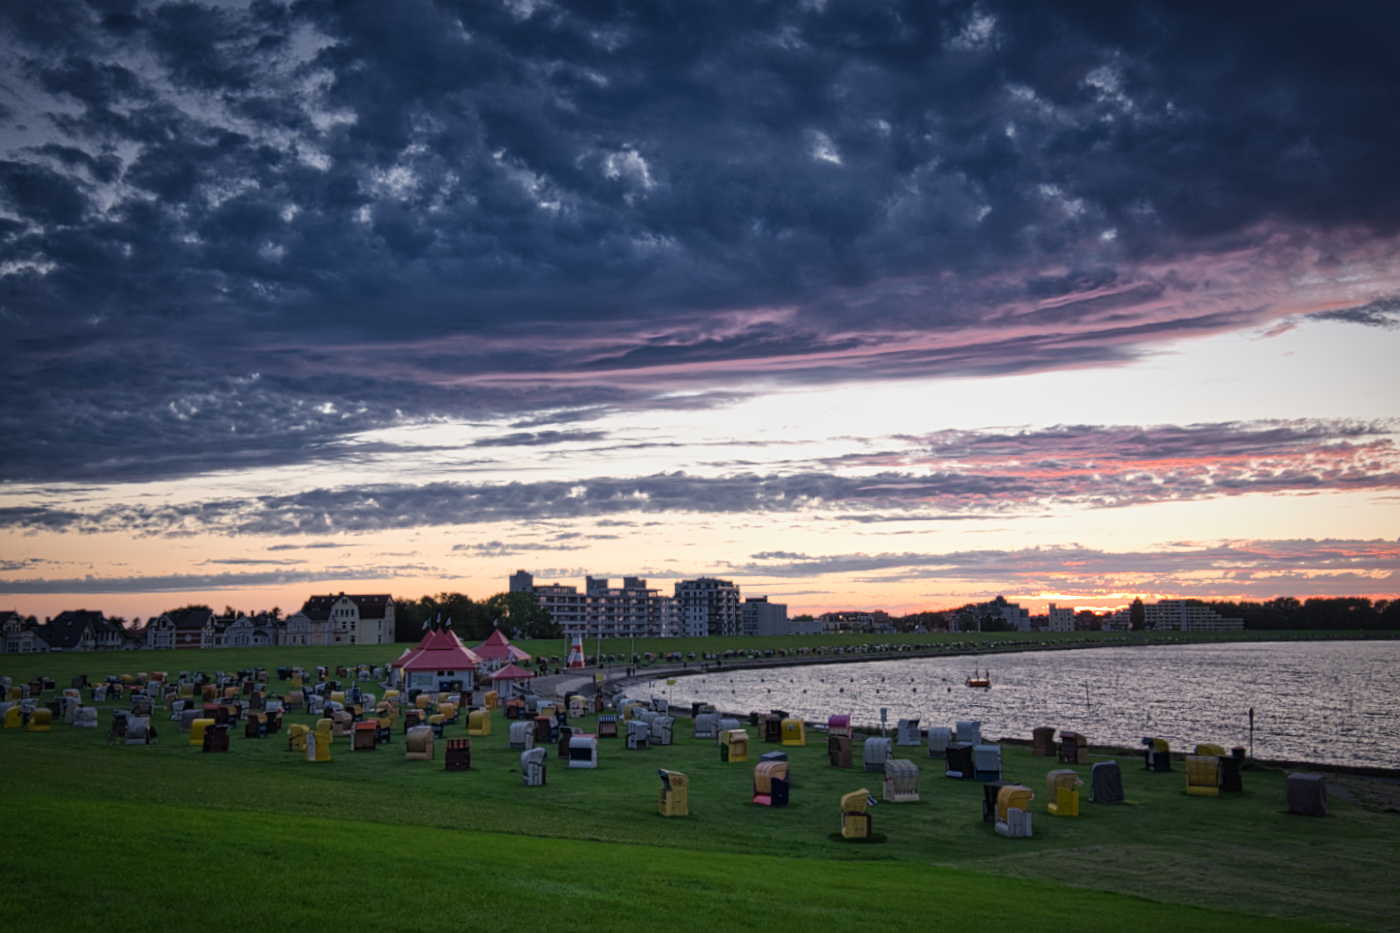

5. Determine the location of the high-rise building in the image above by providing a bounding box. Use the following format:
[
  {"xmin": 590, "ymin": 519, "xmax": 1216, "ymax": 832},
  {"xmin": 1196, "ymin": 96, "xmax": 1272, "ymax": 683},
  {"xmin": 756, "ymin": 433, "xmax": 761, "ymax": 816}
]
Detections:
[
  {"xmin": 1047, "ymin": 603, "xmax": 1076, "ymax": 632},
  {"xmin": 674, "ymin": 577, "xmax": 741, "ymax": 637},
  {"xmin": 508, "ymin": 571, "xmax": 673, "ymax": 638},
  {"xmin": 973, "ymin": 595, "xmax": 1031, "ymax": 632},
  {"xmin": 741, "ymin": 596, "xmax": 789, "ymax": 636}
]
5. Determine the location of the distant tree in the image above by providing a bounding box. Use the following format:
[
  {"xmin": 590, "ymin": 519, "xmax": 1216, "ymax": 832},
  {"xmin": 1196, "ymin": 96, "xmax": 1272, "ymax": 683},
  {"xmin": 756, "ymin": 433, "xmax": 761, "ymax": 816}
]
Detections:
[
  {"xmin": 893, "ymin": 610, "xmax": 946, "ymax": 632},
  {"xmin": 394, "ymin": 596, "xmax": 435, "ymax": 642},
  {"xmin": 395, "ymin": 591, "xmax": 561, "ymax": 643},
  {"xmin": 1130, "ymin": 598, "xmax": 1145, "ymax": 629},
  {"xmin": 483, "ymin": 591, "xmax": 561, "ymax": 641},
  {"xmin": 792, "ymin": 614, "xmax": 815, "ymax": 622}
]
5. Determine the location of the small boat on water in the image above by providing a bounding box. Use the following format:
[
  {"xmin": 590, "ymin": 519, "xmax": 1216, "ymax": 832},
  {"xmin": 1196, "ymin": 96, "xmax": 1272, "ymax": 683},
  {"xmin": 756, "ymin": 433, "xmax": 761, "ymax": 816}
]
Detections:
[{"xmin": 966, "ymin": 668, "xmax": 991, "ymax": 689}]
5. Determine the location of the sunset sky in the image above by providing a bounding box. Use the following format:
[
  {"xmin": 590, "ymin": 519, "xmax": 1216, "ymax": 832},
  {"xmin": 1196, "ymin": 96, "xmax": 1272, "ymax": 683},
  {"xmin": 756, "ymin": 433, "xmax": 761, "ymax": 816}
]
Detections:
[{"xmin": 2, "ymin": 0, "xmax": 1397, "ymax": 623}]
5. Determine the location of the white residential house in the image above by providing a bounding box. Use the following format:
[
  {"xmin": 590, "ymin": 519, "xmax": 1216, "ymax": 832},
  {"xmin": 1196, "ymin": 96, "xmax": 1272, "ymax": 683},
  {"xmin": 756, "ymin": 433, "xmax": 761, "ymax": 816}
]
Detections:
[{"xmin": 291, "ymin": 593, "xmax": 395, "ymax": 645}]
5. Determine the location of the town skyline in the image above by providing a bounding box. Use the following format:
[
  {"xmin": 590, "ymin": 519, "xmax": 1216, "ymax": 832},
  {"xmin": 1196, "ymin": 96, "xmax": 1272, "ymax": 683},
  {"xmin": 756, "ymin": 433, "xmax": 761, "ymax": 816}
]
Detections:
[{"xmin": 2, "ymin": 3, "xmax": 1397, "ymax": 620}]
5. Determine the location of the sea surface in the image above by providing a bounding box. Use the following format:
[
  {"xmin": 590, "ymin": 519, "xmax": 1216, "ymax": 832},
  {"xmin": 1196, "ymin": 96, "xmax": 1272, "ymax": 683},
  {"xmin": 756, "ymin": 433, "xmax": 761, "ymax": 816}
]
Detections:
[{"xmin": 643, "ymin": 640, "xmax": 1399, "ymax": 769}]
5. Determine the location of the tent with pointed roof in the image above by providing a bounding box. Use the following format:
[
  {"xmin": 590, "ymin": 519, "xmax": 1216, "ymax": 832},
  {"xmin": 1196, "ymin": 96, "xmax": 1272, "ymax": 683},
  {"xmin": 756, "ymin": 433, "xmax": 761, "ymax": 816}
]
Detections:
[
  {"xmin": 488, "ymin": 662, "xmax": 535, "ymax": 700},
  {"xmin": 393, "ymin": 628, "xmax": 481, "ymax": 693},
  {"xmin": 473, "ymin": 628, "xmax": 532, "ymax": 669}
]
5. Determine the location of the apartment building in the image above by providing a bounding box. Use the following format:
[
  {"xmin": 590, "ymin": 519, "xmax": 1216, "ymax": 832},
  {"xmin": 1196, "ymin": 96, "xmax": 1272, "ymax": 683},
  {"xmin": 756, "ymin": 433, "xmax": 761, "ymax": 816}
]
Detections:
[
  {"xmin": 1047, "ymin": 603, "xmax": 1076, "ymax": 632},
  {"xmin": 675, "ymin": 577, "xmax": 741, "ymax": 637},
  {"xmin": 741, "ymin": 596, "xmax": 790, "ymax": 636},
  {"xmin": 509, "ymin": 571, "xmax": 676, "ymax": 638},
  {"xmin": 1142, "ymin": 600, "xmax": 1244, "ymax": 631}
]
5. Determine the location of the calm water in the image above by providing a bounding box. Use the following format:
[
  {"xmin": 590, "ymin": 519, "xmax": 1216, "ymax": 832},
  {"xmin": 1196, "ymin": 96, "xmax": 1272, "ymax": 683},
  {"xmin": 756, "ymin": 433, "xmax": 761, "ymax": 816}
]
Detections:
[{"xmin": 644, "ymin": 641, "xmax": 1399, "ymax": 769}]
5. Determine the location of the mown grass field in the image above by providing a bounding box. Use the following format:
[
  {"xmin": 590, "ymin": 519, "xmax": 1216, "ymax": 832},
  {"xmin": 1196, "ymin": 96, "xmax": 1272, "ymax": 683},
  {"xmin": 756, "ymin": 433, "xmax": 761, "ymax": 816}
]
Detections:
[{"xmin": 2, "ymin": 645, "xmax": 1396, "ymax": 932}]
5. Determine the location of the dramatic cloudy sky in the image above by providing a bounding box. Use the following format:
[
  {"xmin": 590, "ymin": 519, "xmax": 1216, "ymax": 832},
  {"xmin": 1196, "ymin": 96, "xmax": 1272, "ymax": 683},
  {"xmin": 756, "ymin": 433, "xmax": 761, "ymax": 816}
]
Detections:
[{"xmin": 2, "ymin": 0, "xmax": 1398, "ymax": 621}]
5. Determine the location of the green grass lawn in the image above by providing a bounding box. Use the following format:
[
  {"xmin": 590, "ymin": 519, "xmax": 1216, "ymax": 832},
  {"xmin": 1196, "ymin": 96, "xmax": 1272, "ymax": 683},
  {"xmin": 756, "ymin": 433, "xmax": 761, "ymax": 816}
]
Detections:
[
  {"xmin": 3, "ymin": 648, "xmax": 1396, "ymax": 932},
  {"xmin": 3, "ymin": 627, "xmax": 1395, "ymax": 685}
]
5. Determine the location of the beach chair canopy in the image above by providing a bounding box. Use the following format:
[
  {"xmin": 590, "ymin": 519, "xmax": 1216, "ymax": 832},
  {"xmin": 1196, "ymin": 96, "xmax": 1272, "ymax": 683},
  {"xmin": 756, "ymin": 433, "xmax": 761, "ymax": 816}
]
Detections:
[
  {"xmin": 863, "ymin": 737, "xmax": 893, "ymax": 772},
  {"xmin": 840, "ymin": 788, "xmax": 872, "ymax": 815},
  {"xmin": 1286, "ymin": 773, "xmax": 1328, "ymax": 816},
  {"xmin": 997, "ymin": 785, "xmax": 1035, "ymax": 822},
  {"xmin": 754, "ymin": 760, "xmax": 789, "ymax": 793},
  {"xmin": 883, "ymin": 759, "xmax": 920, "ymax": 802},
  {"xmin": 780, "ymin": 718, "xmax": 805, "ymax": 746},
  {"xmin": 509, "ymin": 720, "xmax": 535, "ymax": 749},
  {"xmin": 568, "ymin": 735, "xmax": 598, "ymax": 768},
  {"xmin": 405, "ymin": 725, "xmax": 434, "ymax": 759},
  {"xmin": 896, "ymin": 719, "xmax": 921, "ymax": 746},
  {"xmin": 1090, "ymin": 761, "xmax": 1125, "ymax": 803},
  {"xmin": 973, "ymin": 744, "xmax": 1003, "ymax": 779},
  {"xmin": 658, "ymin": 769, "xmax": 688, "ymax": 816},
  {"xmin": 1185, "ymin": 755, "xmax": 1221, "ymax": 797}
]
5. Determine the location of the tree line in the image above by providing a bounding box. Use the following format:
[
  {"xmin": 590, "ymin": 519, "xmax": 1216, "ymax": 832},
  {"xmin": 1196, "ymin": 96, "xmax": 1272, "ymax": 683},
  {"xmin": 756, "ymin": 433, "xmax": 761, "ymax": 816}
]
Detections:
[
  {"xmin": 393, "ymin": 591, "xmax": 562, "ymax": 643},
  {"xmin": 1196, "ymin": 597, "xmax": 1400, "ymax": 630},
  {"xmin": 892, "ymin": 597, "xmax": 1400, "ymax": 632}
]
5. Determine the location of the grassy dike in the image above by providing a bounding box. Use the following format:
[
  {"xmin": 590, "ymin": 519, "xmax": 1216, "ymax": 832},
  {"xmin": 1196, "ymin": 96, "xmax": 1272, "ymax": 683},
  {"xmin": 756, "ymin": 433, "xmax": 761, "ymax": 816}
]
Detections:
[{"xmin": 2, "ymin": 641, "xmax": 1396, "ymax": 932}]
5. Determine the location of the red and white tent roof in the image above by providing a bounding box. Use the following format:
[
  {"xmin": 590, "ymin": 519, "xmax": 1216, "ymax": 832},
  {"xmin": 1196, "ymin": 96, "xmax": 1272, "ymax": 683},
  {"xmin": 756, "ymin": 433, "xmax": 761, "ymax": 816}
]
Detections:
[
  {"xmin": 473, "ymin": 628, "xmax": 532, "ymax": 663},
  {"xmin": 394, "ymin": 628, "xmax": 481, "ymax": 672},
  {"xmin": 488, "ymin": 662, "xmax": 535, "ymax": 681}
]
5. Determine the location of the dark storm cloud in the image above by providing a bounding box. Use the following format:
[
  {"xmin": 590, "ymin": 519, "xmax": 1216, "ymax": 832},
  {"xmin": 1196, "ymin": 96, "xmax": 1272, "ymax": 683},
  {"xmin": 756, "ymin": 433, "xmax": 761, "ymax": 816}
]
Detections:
[
  {"xmin": 1309, "ymin": 297, "xmax": 1400, "ymax": 330},
  {"xmin": 2, "ymin": 0, "xmax": 1399, "ymax": 482},
  {"xmin": 471, "ymin": 430, "xmax": 608, "ymax": 447},
  {"xmin": 3, "ymin": 419, "xmax": 1395, "ymax": 536},
  {"xmin": 841, "ymin": 419, "xmax": 1400, "ymax": 468},
  {"xmin": 0, "ymin": 567, "xmax": 398, "ymax": 594}
]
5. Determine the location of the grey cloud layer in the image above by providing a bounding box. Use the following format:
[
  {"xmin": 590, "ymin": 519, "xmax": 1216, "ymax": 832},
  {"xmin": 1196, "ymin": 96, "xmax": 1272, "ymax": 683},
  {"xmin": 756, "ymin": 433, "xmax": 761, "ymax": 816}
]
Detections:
[
  {"xmin": 2, "ymin": 1, "xmax": 1398, "ymax": 482},
  {"xmin": 4, "ymin": 538, "xmax": 1392, "ymax": 597},
  {"xmin": 0, "ymin": 567, "xmax": 411, "ymax": 594},
  {"xmin": 735, "ymin": 539, "xmax": 1400, "ymax": 598},
  {"xmin": 3, "ymin": 419, "xmax": 1393, "ymax": 536}
]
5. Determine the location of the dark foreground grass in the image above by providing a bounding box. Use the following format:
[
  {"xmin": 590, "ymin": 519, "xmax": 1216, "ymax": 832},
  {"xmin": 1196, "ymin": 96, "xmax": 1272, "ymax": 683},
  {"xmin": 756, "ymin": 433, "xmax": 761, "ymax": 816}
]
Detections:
[
  {"xmin": 0, "ymin": 795, "xmax": 1341, "ymax": 933},
  {"xmin": 3, "ymin": 692, "xmax": 1396, "ymax": 931}
]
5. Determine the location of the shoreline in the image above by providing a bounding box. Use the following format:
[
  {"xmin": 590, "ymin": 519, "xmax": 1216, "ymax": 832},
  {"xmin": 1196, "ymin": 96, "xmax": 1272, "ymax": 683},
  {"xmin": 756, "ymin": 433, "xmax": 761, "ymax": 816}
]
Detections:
[
  {"xmin": 532, "ymin": 635, "xmax": 1400, "ymax": 780},
  {"xmin": 555, "ymin": 629, "xmax": 1397, "ymax": 698}
]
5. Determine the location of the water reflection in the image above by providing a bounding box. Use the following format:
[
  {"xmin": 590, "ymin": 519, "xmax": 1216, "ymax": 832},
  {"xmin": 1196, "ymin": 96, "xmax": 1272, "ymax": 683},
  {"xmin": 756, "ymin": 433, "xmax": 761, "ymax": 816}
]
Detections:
[{"xmin": 644, "ymin": 641, "xmax": 1399, "ymax": 768}]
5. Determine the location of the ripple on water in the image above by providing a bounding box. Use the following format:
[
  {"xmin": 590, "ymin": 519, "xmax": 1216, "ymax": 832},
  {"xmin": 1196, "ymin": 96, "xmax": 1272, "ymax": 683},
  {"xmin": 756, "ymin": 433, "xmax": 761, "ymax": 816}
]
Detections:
[{"xmin": 645, "ymin": 641, "xmax": 1400, "ymax": 769}]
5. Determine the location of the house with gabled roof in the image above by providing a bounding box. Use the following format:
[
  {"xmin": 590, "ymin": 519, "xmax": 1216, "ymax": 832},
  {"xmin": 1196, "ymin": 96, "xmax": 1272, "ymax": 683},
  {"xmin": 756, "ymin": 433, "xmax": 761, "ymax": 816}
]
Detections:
[
  {"xmin": 38, "ymin": 610, "xmax": 124, "ymax": 652},
  {"xmin": 146, "ymin": 607, "xmax": 215, "ymax": 649},
  {"xmin": 202, "ymin": 613, "xmax": 232, "ymax": 649},
  {"xmin": 2, "ymin": 610, "xmax": 47, "ymax": 654},
  {"xmin": 290, "ymin": 593, "xmax": 395, "ymax": 646},
  {"xmin": 283, "ymin": 603, "xmax": 331, "ymax": 646},
  {"xmin": 224, "ymin": 612, "xmax": 278, "ymax": 647}
]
